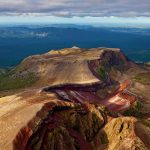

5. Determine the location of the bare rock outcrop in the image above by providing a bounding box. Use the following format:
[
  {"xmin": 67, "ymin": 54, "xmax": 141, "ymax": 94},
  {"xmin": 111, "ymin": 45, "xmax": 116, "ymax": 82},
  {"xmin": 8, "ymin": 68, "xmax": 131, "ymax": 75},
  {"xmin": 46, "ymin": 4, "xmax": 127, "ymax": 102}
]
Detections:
[{"xmin": 0, "ymin": 47, "xmax": 149, "ymax": 150}]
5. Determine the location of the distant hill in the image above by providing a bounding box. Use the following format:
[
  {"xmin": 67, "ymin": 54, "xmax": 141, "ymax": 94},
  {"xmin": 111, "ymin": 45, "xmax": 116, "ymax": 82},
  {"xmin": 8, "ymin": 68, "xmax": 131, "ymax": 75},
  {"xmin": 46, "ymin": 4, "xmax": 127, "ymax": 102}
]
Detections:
[{"xmin": 0, "ymin": 25, "xmax": 150, "ymax": 67}]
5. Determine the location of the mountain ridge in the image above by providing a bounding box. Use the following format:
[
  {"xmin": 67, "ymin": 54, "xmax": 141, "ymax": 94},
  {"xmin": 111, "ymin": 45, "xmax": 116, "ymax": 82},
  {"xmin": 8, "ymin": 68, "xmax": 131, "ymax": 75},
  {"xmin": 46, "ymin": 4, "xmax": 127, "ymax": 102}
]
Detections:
[{"xmin": 0, "ymin": 47, "xmax": 150, "ymax": 150}]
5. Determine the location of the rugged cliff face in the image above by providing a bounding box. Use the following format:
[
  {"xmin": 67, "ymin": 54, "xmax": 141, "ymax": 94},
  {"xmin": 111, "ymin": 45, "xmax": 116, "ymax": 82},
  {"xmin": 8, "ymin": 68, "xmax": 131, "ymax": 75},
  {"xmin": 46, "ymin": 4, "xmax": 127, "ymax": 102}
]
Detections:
[
  {"xmin": 0, "ymin": 47, "xmax": 150, "ymax": 150},
  {"xmin": 20, "ymin": 103, "xmax": 106, "ymax": 150}
]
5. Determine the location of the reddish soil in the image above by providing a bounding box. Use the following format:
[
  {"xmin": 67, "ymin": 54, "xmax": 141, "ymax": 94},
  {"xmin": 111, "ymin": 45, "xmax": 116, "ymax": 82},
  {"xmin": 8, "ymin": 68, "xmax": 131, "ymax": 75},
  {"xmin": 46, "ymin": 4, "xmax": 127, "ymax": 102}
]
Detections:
[{"xmin": 46, "ymin": 80, "xmax": 136, "ymax": 112}]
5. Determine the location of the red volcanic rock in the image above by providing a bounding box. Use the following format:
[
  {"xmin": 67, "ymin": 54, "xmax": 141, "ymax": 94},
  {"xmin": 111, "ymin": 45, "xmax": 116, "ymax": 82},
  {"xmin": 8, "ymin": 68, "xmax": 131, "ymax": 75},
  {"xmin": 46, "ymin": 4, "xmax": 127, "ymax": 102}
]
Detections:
[
  {"xmin": 46, "ymin": 80, "xmax": 136, "ymax": 112},
  {"xmin": 13, "ymin": 101, "xmax": 78, "ymax": 150},
  {"xmin": 0, "ymin": 47, "xmax": 149, "ymax": 150},
  {"xmin": 18, "ymin": 103, "xmax": 105, "ymax": 150}
]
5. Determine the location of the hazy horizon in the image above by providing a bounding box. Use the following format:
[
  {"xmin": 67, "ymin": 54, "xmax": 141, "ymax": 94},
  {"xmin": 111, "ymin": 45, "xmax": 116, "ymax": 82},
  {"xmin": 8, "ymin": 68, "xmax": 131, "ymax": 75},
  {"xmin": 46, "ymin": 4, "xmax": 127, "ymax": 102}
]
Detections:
[{"xmin": 1, "ymin": 16, "xmax": 150, "ymax": 28}]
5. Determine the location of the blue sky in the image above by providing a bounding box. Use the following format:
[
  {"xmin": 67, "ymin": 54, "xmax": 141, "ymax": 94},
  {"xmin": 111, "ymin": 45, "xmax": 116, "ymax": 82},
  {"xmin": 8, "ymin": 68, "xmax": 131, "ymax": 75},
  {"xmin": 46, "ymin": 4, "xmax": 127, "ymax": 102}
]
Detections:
[
  {"xmin": 0, "ymin": 0, "xmax": 150, "ymax": 26},
  {"xmin": 1, "ymin": 16, "xmax": 150, "ymax": 28}
]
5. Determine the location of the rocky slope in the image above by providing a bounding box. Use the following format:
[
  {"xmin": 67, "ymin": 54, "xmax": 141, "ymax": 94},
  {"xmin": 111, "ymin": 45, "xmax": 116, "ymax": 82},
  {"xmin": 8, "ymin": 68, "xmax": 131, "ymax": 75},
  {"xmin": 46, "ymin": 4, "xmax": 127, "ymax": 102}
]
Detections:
[{"xmin": 0, "ymin": 47, "xmax": 150, "ymax": 150}]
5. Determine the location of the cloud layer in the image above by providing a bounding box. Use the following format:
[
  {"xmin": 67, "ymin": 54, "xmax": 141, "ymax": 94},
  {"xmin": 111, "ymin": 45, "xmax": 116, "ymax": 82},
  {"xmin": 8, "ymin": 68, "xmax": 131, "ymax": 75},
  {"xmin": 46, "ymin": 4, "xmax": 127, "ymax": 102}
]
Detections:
[{"xmin": 0, "ymin": 0, "xmax": 150, "ymax": 17}]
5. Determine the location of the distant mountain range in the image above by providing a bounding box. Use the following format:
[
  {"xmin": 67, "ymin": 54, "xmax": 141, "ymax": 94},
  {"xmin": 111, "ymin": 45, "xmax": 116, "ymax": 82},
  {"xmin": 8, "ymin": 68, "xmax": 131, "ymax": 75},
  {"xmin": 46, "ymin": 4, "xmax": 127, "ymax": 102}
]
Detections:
[{"xmin": 0, "ymin": 24, "xmax": 150, "ymax": 67}]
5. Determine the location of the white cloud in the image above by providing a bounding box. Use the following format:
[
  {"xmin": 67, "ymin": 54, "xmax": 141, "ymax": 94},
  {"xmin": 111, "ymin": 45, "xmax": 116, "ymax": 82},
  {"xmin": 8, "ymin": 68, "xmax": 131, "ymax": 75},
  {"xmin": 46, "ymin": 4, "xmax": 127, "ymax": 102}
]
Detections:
[{"xmin": 0, "ymin": 0, "xmax": 150, "ymax": 17}]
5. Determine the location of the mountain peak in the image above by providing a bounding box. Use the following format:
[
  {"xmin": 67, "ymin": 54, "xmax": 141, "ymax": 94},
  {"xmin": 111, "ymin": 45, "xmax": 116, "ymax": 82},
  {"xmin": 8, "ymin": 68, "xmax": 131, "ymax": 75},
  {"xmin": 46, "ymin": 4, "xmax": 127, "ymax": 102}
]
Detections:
[{"xmin": 0, "ymin": 47, "xmax": 150, "ymax": 149}]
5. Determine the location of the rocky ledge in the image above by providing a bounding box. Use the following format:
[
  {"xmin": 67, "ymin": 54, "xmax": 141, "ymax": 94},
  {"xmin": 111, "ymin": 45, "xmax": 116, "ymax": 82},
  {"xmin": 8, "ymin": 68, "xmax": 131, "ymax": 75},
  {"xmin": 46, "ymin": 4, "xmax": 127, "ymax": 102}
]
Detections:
[{"xmin": 0, "ymin": 47, "xmax": 150, "ymax": 150}]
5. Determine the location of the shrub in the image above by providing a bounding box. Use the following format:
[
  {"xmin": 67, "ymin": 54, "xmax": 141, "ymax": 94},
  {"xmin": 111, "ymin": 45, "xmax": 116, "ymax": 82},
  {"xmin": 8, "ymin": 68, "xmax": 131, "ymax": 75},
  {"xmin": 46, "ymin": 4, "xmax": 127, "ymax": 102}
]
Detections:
[
  {"xmin": 0, "ymin": 72, "xmax": 38, "ymax": 91},
  {"xmin": 97, "ymin": 67, "xmax": 107, "ymax": 81},
  {"xmin": 124, "ymin": 101, "xmax": 144, "ymax": 118},
  {"xmin": 134, "ymin": 72, "xmax": 150, "ymax": 85},
  {"xmin": 142, "ymin": 120, "xmax": 150, "ymax": 128}
]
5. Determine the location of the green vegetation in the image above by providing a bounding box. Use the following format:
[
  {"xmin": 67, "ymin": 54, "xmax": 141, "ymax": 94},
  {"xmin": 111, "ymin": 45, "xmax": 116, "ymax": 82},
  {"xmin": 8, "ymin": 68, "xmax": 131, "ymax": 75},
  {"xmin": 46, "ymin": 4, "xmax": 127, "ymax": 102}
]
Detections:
[
  {"xmin": 97, "ymin": 67, "xmax": 107, "ymax": 81},
  {"xmin": 0, "ymin": 71, "xmax": 38, "ymax": 91},
  {"xmin": 97, "ymin": 58, "xmax": 111, "ymax": 81},
  {"xmin": 124, "ymin": 101, "xmax": 144, "ymax": 118},
  {"xmin": 142, "ymin": 120, "xmax": 150, "ymax": 128},
  {"xmin": 145, "ymin": 62, "xmax": 150, "ymax": 66},
  {"xmin": 134, "ymin": 72, "xmax": 150, "ymax": 85},
  {"xmin": 97, "ymin": 54, "xmax": 127, "ymax": 80},
  {"xmin": 100, "ymin": 133, "xmax": 108, "ymax": 144},
  {"xmin": 102, "ymin": 59, "xmax": 111, "ymax": 71}
]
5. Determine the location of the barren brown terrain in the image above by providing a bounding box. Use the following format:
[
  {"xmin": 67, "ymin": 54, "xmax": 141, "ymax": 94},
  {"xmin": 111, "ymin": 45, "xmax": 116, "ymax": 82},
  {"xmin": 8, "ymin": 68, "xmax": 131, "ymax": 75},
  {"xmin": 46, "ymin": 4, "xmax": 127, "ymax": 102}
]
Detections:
[{"xmin": 0, "ymin": 47, "xmax": 150, "ymax": 150}]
